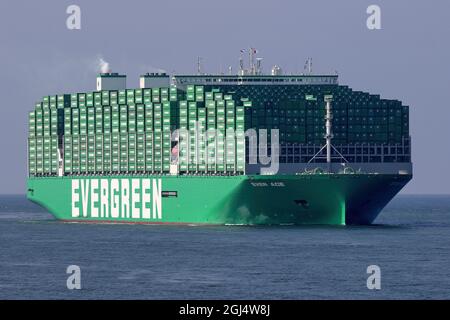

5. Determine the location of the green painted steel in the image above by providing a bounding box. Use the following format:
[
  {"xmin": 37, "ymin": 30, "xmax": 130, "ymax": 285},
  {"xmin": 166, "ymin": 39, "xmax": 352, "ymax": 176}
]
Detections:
[
  {"xmin": 30, "ymin": 86, "xmax": 248, "ymax": 176},
  {"xmin": 27, "ymin": 173, "xmax": 411, "ymax": 225}
]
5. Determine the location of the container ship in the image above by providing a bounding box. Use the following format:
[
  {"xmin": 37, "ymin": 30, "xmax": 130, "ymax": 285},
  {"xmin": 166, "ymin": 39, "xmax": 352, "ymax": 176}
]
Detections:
[{"xmin": 26, "ymin": 55, "xmax": 412, "ymax": 225}]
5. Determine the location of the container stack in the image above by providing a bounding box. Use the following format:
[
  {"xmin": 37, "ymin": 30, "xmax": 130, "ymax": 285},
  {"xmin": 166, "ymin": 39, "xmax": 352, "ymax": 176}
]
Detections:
[
  {"xmin": 187, "ymin": 100, "xmax": 198, "ymax": 173},
  {"xmin": 174, "ymin": 85, "xmax": 247, "ymax": 174},
  {"xmin": 206, "ymin": 100, "xmax": 216, "ymax": 172},
  {"xmin": 28, "ymin": 95, "xmax": 65, "ymax": 176},
  {"xmin": 178, "ymin": 101, "xmax": 188, "ymax": 172},
  {"xmin": 28, "ymin": 77, "xmax": 409, "ymax": 176},
  {"xmin": 197, "ymin": 105, "xmax": 207, "ymax": 172},
  {"xmin": 29, "ymin": 84, "xmax": 247, "ymax": 176},
  {"xmin": 153, "ymin": 100, "xmax": 162, "ymax": 173},
  {"xmin": 216, "ymin": 98, "xmax": 226, "ymax": 172},
  {"xmin": 204, "ymin": 84, "xmax": 409, "ymax": 147}
]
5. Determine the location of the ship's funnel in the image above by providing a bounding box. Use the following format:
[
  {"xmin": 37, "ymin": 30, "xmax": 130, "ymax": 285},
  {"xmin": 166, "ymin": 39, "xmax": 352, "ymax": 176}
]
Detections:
[
  {"xmin": 139, "ymin": 72, "xmax": 170, "ymax": 89},
  {"xmin": 96, "ymin": 73, "xmax": 126, "ymax": 91}
]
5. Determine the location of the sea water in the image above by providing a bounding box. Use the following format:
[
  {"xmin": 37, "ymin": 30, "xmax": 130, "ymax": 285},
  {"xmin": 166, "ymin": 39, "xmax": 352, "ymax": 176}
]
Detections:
[{"xmin": 0, "ymin": 194, "xmax": 449, "ymax": 299}]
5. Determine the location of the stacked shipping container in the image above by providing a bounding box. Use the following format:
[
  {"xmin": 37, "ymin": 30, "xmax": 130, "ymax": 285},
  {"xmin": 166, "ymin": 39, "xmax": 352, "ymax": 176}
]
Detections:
[
  {"xmin": 28, "ymin": 96, "xmax": 66, "ymax": 175},
  {"xmin": 28, "ymin": 85, "xmax": 248, "ymax": 176},
  {"xmin": 28, "ymin": 81, "xmax": 410, "ymax": 177},
  {"xmin": 177, "ymin": 85, "xmax": 245, "ymax": 173},
  {"xmin": 215, "ymin": 84, "xmax": 408, "ymax": 146}
]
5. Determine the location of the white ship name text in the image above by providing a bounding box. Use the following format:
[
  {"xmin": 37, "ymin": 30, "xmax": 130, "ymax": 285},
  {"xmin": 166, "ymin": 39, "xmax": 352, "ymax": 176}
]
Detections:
[{"xmin": 71, "ymin": 178, "xmax": 162, "ymax": 220}]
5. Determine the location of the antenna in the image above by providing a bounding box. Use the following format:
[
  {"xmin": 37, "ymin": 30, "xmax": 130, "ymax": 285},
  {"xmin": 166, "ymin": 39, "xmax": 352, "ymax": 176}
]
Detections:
[
  {"xmin": 239, "ymin": 49, "xmax": 245, "ymax": 75},
  {"xmin": 239, "ymin": 48, "xmax": 260, "ymax": 75},
  {"xmin": 248, "ymin": 49, "xmax": 252, "ymax": 74},
  {"xmin": 256, "ymin": 58, "xmax": 263, "ymax": 75},
  {"xmin": 249, "ymin": 48, "xmax": 259, "ymax": 75},
  {"xmin": 197, "ymin": 56, "xmax": 202, "ymax": 75},
  {"xmin": 324, "ymin": 96, "xmax": 333, "ymax": 169},
  {"xmin": 304, "ymin": 58, "xmax": 313, "ymax": 75},
  {"xmin": 307, "ymin": 95, "xmax": 348, "ymax": 172},
  {"xmin": 228, "ymin": 66, "xmax": 233, "ymax": 75}
]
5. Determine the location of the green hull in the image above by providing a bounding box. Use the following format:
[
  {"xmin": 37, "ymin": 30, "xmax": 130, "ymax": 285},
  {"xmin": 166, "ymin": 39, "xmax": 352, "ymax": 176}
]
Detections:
[{"xmin": 27, "ymin": 174, "xmax": 411, "ymax": 225}]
